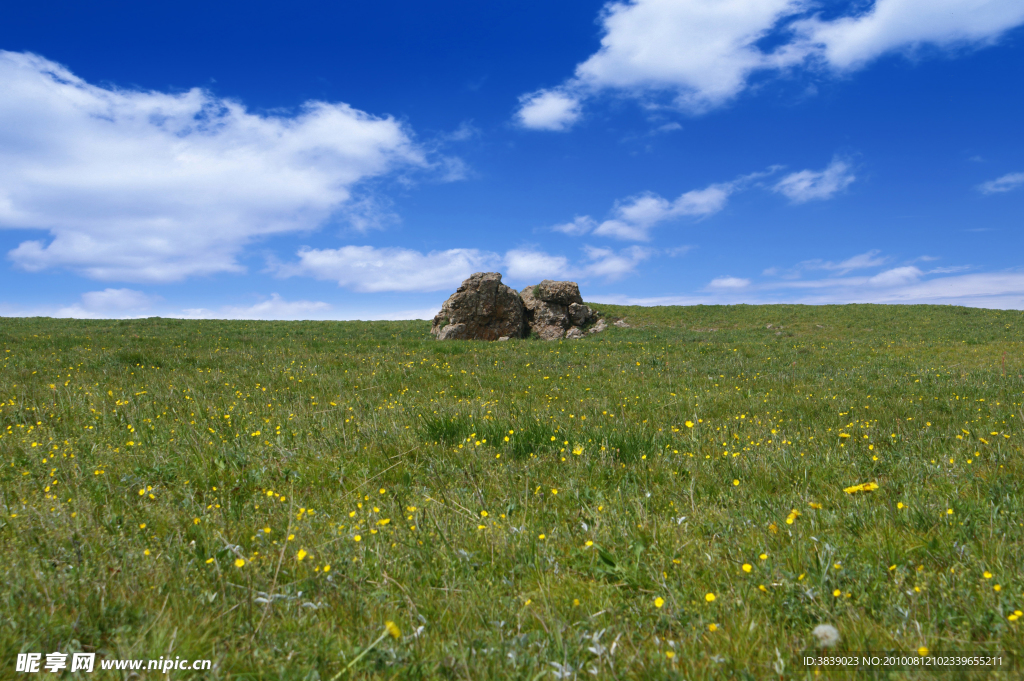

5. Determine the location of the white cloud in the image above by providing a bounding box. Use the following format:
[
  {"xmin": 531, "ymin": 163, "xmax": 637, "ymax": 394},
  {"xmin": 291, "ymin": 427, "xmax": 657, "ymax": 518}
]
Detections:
[
  {"xmin": 576, "ymin": 0, "xmax": 806, "ymax": 113},
  {"xmin": 444, "ymin": 121, "xmax": 480, "ymax": 142},
  {"xmin": 773, "ymin": 158, "xmax": 855, "ymax": 203},
  {"xmin": 707, "ymin": 276, "xmax": 751, "ymax": 289},
  {"xmin": 665, "ymin": 245, "xmax": 693, "ymax": 257},
  {"xmin": 588, "ymin": 293, "xmax": 712, "ymax": 306},
  {"xmin": 799, "ymin": 249, "xmax": 888, "ymax": 274},
  {"xmin": 515, "ymin": 0, "xmax": 1024, "ymax": 126},
  {"xmin": 559, "ymin": 166, "xmax": 781, "ymax": 242},
  {"xmin": 515, "ymin": 89, "xmax": 583, "ymax": 131},
  {"xmin": 792, "ymin": 0, "xmax": 1024, "ymax": 71},
  {"xmin": 4, "ymin": 292, "xmax": 447, "ymax": 321},
  {"xmin": 764, "ymin": 270, "xmax": 1024, "ymax": 307},
  {"xmin": 761, "ymin": 249, "xmax": 902, "ymax": 281},
  {"xmin": 653, "ymin": 122, "xmax": 683, "ymax": 134},
  {"xmin": 275, "ymin": 243, "xmax": 651, "ymax": 291},
  {"xmin": 502, "ymin": 245, "xmax": 652, "ymax": 281},
  {"xmin": 504, "ymin": 249, "xmax": 572, "ymax": 281},
  {"xmin": 581, "ymin": 245, "xmax": 653, "ymax": 279},
  {"xmin": 180, "ymin": 298, "xmax": 440, "ymax": 321},
  {"xmin": 859, "ymin": 271, "xmax": 1024, "ymax": 306},
  {"xmin": 867, "ymin": 265, "xmax": 922, "ymax": 286},
  {"xmin": 82, "ymin": 288, "xmax": 154, "ymax": 311},
  {"xmin": 594, "ymin": 181, "xmax": 735, "ymax": 240},
  {"xmin": 830, "ymin": 250, "xmax": 886, "ymax": 271},
  {"xmin": 0, "ymin": 51, "xmax": 432, "ymax": 282},
  {"xmin": 178, "ymin": 294, "xmax": 333, "ymax": 320},
  {"xmin": 978, "ymin": 171, "xmax": 1024, "ymax": 194},
  {"xmin": 550, "ymin": 215, "xmax": 598, "ymax": 236},
  {"xmin": 55, "ymin": 288, "xmax": 156, "ymax": 318},
  {"xmin": 275, "ymin": 245, "xmax": 499, "ymax": 292},
  {"xmin": 705, "ymin": 250, "xmax": 1024, "ymax": 306},
  {"xmin": 600, "ymin": 270, "xmax": 1024, "ymax": 308}
]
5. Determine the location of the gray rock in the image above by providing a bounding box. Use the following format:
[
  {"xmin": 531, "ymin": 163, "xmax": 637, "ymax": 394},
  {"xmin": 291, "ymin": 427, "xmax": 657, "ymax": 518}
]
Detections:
[
  {"xmin": 588, "ymin": 318, "xmax": 608, "ymax": 334},
  {"xmin": 431, "ymin": 274, "xmax": 599, "ymax": 342},
  {"xmin": 520, "ymin": 285, "xmax": 568, "ymax": 340},
  {"xmin": 521, "ymin": 280, "xmax": 597, "ymax": 340},
  {"xmin": 431, "ymin": 272, "xmax": 526, "ymax": 341},
  {"xmin": 614, "ymin": 319, "xmax": 631, "ymax": 328},
  {"xmin": 568, "ymin": 302, "xmax": 594, "ymax": 327},
  {"xmin": 532, "ymin": 280, "xmax": 584, "ymax": 306}
]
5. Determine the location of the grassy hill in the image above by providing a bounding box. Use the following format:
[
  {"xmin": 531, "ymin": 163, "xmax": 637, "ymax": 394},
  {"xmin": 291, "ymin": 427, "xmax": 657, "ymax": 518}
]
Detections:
[{"xmin": 1, "ymin": 304, "xmax": 1022, "ymax": 678}]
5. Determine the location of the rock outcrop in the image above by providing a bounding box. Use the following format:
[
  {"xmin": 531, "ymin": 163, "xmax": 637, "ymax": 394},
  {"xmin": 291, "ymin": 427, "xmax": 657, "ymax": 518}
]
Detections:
[
  {"xmin": 432, "ymin": 274, "xmax": 602, "ymax": 341},
  {"xmin": 520, "ymin": 280, "xmax": 597, "ymax": 340},
  {"xmin": 431, "ymin": 272, "xmax": 526, "ymax": 341}
]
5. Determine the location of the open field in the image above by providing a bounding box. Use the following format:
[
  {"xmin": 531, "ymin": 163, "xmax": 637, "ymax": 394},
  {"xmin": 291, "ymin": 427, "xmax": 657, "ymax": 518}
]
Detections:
[{"xmin": 2, "ymin": 304, "xmax": 1023, "ymax": 679}]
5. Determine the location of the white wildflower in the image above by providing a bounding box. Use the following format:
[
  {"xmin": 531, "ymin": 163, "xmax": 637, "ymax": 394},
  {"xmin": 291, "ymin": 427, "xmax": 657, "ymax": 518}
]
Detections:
[{"xmin": 812, "ymin": 624, "xmax": 841, "ymax": 647}]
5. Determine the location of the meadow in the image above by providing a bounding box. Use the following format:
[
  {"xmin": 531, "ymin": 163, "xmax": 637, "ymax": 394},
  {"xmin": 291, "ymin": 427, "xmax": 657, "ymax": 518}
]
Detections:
[{"xmin": 1, "ymin": 304, "xmax": 1022, "ymax": 680}]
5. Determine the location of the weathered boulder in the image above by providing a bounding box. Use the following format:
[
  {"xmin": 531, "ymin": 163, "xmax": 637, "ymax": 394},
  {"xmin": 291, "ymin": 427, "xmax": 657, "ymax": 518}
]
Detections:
[
  {"xmin": 431, "ymin": 272, "xmax": 526, "ymax": 341},
  {"xmin": 568, "ymin": 302, "xmax": 591, "ymax": 327},
  {"xmin": 532, "ymin": 280, "xmax": 584, "ymax": 306},
  {"xmin": 521, "ymin": 280, "xmax": 597, "ymax": 340}
]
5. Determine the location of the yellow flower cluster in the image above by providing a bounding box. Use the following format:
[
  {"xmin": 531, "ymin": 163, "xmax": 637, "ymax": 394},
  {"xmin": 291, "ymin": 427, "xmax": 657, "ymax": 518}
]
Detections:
[{"xmin": 843, "ymin": 481, "xmax": 879, "ymax": 494}]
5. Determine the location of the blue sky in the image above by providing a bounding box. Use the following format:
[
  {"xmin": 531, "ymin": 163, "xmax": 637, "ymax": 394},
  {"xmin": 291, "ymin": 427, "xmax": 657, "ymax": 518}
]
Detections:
[{"xmin": 1, "ymin": 0, "xmax": 1023, "ymax": 319}]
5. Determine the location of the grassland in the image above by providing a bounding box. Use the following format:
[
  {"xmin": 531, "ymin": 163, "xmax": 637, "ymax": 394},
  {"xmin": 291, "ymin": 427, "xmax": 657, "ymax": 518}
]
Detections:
[{"xmin": 1, "ymin": 303, "xmax": 1023, "ymax": 679}]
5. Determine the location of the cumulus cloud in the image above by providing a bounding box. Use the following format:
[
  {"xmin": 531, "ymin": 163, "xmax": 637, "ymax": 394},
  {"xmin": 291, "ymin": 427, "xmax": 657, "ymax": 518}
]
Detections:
[
  {"xmin": 515, "ymin": 0, "xmax": 1024, "ymax": 127},
  {"xmin": 581, "ymin": 245, "xmax": 654, "ymax": 279},
  {"xmin": 556, "ymin": 167, "xmax": 786, "ymax": 242},
  {"xmin": 792, "ymin": 0, "xmax": 1024, "ymax": 71},
  {"xmin": 275, "ymin": 243, "xmax": 651, "ymax": 291},
  {"xmin": 978, "ymin": 171, "xmax": 1024, "ymax": 194},
  {"xmin": 274, "ymin": 246, "xmax": 499, "ymax": 292},
  {"xmin": 773, "ymin": 158, "xmax": 855, "ymax": 203},
  {"xmin": 515, "ymin": 89, "xmax": 583, "ymax": 131},
  {"xmin": 503, "ymin": 245, "xmax": 652, "ymax": 280},
  {"xmin": 0, "ymin": 51, "xmax": 433, "ymax": 282},
  {"xmin": 594, "ymin": 181, "xmax": 736, "ymax": 240},
  {"xmin": 505, "ymin": 249, "xmax": 572, "ymax": 281},
  {"xmin": 550, "ymin": 215, "xmax": 598, "ymax": 236},
  {"xmin": 82, "ymin": 288, "xmax": 154, "ymax": 311},
  {"xmin": 706, "ymin": 276, "xmax": 752, "ymax": 290},
  {"xmin": 867, "ymin": 265, "xmax": 923, "ymax": 286},
  {"xmin": 178, "ymin": 294, "xmax": 333, "ymax": 320},
  {"xmin": 55, "ymin": 288, "xmax": 157, "ymax": 318}
]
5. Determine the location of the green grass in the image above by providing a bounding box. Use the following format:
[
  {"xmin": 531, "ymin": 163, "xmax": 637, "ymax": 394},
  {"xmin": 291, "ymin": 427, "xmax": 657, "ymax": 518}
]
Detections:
[{"xmin": 1, "ymin": 304, "xmax": 1023, "ymax": 679}]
